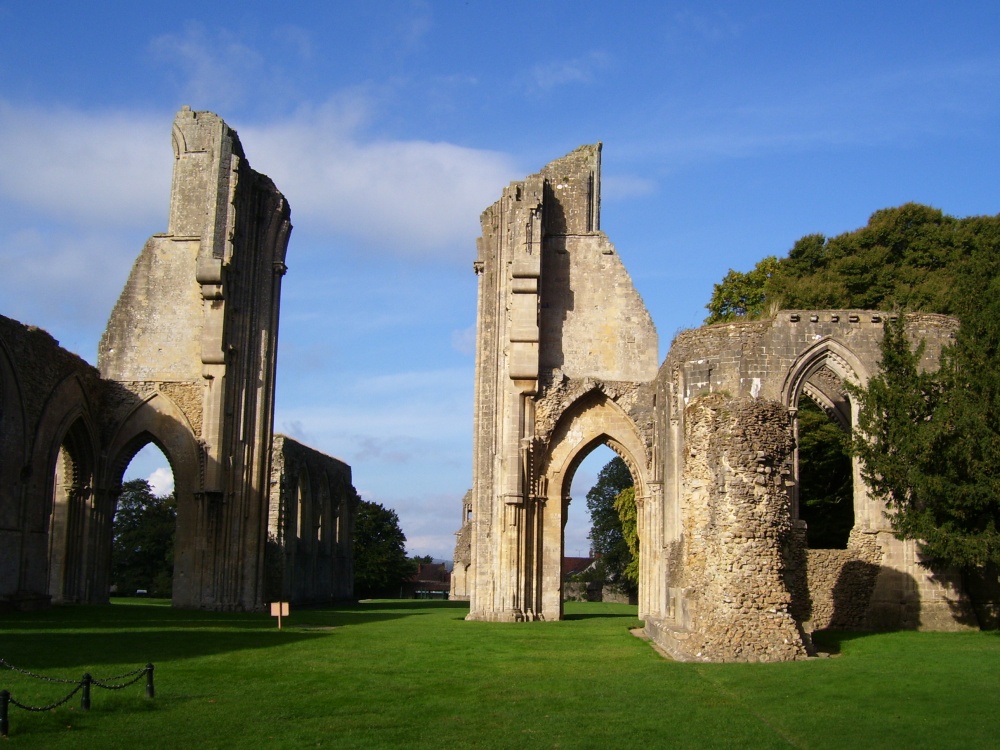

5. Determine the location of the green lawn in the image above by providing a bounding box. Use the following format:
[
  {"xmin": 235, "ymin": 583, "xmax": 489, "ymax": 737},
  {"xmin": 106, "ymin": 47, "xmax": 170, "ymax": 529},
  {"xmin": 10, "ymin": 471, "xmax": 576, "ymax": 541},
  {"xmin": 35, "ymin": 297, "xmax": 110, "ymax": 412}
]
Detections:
[{"xmin": 1, "ymin": 599, "xmax": 997, "ymax": 748}]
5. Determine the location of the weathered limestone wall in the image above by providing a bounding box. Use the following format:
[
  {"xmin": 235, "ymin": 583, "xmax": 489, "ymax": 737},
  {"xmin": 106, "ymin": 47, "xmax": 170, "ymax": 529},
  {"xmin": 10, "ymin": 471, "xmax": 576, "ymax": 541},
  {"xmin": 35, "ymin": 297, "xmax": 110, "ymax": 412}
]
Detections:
[
  {"xmin": 267, "ymin": 435, "xmax": 359, "ymax": 604},
  {"xmin": 98, "ymin": 107, "xmax": 292, "ymax": 611},
  {"xmin": 645, "ymin": 310, "xmax": 976, "ymax": 659},
  {"xmin": 450, "ymin": 490, "xmax": 472, "ymax": 601},
  {"xmin": 0, "ymin": 317, "xmax": 103, "ymax": 610},
  {"xmin": 99, "ymin": 238, "xmax": 204, "ymax": 382},
  {"xmin": 786, "ymin": 529, "xmax": 883, "ymax": 631},
  {"xmin": 465, "ymin": 144, "xmax": 658, "ymax": 623},
  {"xmin": 0, "ymin": 109, "xmax": 355, "ymax": 615},
  {"xmin": 463, "ymin": 141, "xmax": 990, "ymax": 660},
  {"xmin": 664, "ymin": 311, "xmax": 954, "ymax": 406}
]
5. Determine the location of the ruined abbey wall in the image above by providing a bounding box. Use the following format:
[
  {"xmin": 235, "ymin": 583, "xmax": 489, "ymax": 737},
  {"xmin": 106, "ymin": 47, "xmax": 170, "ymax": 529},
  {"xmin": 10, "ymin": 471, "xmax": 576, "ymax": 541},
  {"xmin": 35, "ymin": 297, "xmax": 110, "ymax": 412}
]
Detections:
[
  {"xmin": 459, "ymin": 143, "xmax": 981, "ymax": 660},
  {"xmin": 268, "ymin": 435, "xmax": 358, "ymax": 605},
  {"xmin": 0, "ymin": 317, "xmax": 104, "ymax": 609},
  {"xmin": 464, "ymin": 144, "xmax": 658, "ymax": 623},
  {"xmin": 0, "ymin": 109, "xmax": 357, "ymax": 612}
]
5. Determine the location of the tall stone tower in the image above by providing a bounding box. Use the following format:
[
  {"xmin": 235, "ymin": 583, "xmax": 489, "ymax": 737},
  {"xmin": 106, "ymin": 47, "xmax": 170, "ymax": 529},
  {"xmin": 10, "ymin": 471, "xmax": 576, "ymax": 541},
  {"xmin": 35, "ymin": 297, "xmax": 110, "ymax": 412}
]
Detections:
[
  {"xmin": 99, "ymin": 107, "xmax": 291, "ymax": 610},
  {"xmin": 464, "ymin": 144, "xmax": 659, "ymax": 622}
]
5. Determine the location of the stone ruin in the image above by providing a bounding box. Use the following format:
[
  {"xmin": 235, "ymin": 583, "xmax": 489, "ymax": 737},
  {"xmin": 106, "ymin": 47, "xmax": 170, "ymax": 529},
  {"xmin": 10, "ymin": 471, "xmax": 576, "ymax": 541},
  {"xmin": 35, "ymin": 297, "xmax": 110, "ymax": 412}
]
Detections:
[
  {"xmin": 1, "ymin": 108, "xmax": 993, "ymax": 656},
  {"xmin": 0, "ymin": 108, "xmax": 357, "ymax": 612},
  {"xmin": 453, "ymin": 143, "xmax": 990, "ymax": 660}
]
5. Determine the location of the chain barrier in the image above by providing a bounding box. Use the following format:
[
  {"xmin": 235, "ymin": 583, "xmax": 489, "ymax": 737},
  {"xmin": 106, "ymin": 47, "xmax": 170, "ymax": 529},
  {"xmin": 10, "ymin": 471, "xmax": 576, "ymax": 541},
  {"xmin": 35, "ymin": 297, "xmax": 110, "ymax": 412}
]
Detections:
[
  {"xmin": 0, "ymin": 660, "xmax": 154, "ymax": 737},
  {"xmin": 0, "ymin": 657, "xmax": 77, "ymax": 684}
]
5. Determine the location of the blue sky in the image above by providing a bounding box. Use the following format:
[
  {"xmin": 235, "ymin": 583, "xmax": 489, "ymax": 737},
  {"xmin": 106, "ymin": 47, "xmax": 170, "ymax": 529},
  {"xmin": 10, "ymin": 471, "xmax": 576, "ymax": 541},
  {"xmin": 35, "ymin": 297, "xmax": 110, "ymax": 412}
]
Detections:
[{"xmin": 2, "ymin": 2, "xmax": 999, "ymax": 559}]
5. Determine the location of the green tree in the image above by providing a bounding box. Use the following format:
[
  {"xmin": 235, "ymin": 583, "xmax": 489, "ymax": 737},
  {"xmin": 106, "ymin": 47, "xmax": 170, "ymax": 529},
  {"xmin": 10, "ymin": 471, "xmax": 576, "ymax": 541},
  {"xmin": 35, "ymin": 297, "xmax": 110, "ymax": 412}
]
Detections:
[
  {"xmin": 706, "ymin": 203, "xmax": 1000, "ymax": 562},
  {"xmin": 112, "ymin": 478, "xmax": 176, "ymax": 597},
  {"xmin": 851, "ymin": 308, "xmax": 1000, "ymax": 569},
  {"xmin": 705, "ymin": 255, "xmax": 780, "ymax": 323},
  {"xmin": 613, "ymin": 486, "xmax": 639, "ymax": 583},
  {"xmin": 352, "ymin": 500, "xmax": 415, "ymax": 598},
  {"xmin": 796, "ymin": 399, "xmax": 853, "ymax": 549},
  {"xmin": 585, "ymin": 456, "xmax": 636, "ymax": 592},
  {"xmin": 705, "ymin": 204, "xmax": 1000, "ymax": 325}
]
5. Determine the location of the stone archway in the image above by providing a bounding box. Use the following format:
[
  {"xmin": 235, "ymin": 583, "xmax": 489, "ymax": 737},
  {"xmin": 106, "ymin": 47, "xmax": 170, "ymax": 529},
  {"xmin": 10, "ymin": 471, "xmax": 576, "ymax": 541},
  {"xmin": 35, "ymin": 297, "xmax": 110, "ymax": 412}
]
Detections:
[
  {"xmin": 103, "ymin": 391, "xmax": 202, "ymax": 607},
  {"xmin": 460, "ymin": 143, "xmax": 658, "ymax": 623},
  {"xmin": 537, "ymin": 391, "xmax": 652, "ymax": 621},
  {"xmin": 781, "ymin": 336, "xmax": 872, "ymax": 532},
  {"xmin": 47, "ymin": 415, "xmax": 98, "ymax": 604}
]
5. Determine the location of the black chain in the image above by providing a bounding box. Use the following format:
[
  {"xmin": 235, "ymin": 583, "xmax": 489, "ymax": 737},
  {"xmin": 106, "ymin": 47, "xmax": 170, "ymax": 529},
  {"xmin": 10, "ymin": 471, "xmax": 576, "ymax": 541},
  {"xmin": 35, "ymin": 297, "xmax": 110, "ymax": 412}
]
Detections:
[
  {"xmin": 7, "ymin": 682, "xmax": 83, "ymax": 712},
  {"xmin": 1, "ymin": 660, "xmax": 154, "ymax": 737},
  {"xmin": 0, "ymin": 658, "xmax": 77, "ymax": 684},
  {"xmin": 2, "ymin": 660, "xmax": 151, "ymax": 702},
  {"xmin": 91, "ymin": 669, "xmax": 148, "ymax": 690}
]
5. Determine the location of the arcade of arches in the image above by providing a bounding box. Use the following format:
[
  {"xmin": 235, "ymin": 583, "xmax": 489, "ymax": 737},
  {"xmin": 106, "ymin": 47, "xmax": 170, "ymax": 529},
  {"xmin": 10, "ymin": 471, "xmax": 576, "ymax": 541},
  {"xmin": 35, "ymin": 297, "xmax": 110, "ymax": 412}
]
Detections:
[
  {"xmin": 0, "ymin": 109, "xmax": 357, "ymax": 613},
  {"xmin": 451, "ymin": 144, "xmax": 983, "ymax": 661}
]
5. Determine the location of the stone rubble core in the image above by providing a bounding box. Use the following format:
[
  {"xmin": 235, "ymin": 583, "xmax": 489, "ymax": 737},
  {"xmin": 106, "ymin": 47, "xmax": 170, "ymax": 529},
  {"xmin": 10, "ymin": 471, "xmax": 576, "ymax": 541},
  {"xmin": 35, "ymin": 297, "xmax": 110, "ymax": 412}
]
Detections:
[
  {"xmin": 1, "ymin": 109, "xmax": 356, "ymax": 612},
  {"xmin": 454, "ymin": 144, "xmax": 985, "ymax": 660}
]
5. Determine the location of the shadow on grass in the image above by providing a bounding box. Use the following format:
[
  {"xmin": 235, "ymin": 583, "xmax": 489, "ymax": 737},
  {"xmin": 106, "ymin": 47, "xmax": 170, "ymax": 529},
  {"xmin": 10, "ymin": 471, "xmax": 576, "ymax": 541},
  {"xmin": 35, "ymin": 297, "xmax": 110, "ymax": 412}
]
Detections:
[
  {"xmin": 354, "ymin": 600, "xmax": 470, "ymax": 610},
  {"xmin": 563, "ymin": 612, "xmax": 638, "ymax": 621},
  {"xmin": 810, "ymin": 630, "xmax": 885, "ymax": 654},
  {"xmin": 1, "ymin": 602, "xmax": 446, "ymax": 670},
  {"xmin": 0, "ymin": 629, "xmax": 327, "ymax": 672},
  {"xmin": 5, "ymin": 599, "xmax": 469, "ymax": 632}
]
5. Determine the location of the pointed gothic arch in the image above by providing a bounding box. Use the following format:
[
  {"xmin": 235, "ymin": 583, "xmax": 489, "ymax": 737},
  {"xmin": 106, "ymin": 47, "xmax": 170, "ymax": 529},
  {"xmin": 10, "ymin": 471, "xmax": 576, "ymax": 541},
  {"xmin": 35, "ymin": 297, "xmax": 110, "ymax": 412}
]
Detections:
[
  {"xmin": 533, "ymin": 389, "xmax": 652, "ymax": 621},
  {"xmin": 103, "ymin": 391, "xmax": 202, "ymax": 607},
  {"xmin": 780, "ymin": 336, "xmax": 883, "ymax": 533}
]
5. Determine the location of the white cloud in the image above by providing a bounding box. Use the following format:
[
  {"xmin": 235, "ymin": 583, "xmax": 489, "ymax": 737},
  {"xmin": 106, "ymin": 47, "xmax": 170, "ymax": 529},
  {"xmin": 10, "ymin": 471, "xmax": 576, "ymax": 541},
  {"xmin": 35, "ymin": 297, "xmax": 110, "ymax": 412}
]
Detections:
[
  {"xmin": 0, "ymin": 100, "xmax": 171, "ymax": 229},
  {"xmin": 0, "ymin": 224, "xmax": 144, "ymax": 360},
  {"xmin": 0, "ymin": 97, "xmax": 519, "ymax": 352},
  {"xmin": 0, "ymin": 96, "xmax": 519, "ymax": 262},
  {"xmin": 147, "ymin": 467, "xmax": 175, "ymax": 497},
  {"xmin": 240, "ymin": 104, "xmax": 520, "ymax": 260}
]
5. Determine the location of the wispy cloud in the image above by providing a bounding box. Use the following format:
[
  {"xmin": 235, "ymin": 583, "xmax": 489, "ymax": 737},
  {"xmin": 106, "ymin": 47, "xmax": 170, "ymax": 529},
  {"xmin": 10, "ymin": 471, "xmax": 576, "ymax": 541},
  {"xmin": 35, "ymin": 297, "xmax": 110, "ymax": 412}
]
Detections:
[
  {"xmin": 241, "ymin": 102, "xmax": 520, "ymax": 260},
  {"xmin": 0, "ymin": 96, "xmax": 519, "ymax": 358},
  {"xmin": 529, "ymin": 51, "xmax": 611, "ymax": 91},
  {"xmin": 669, "ymin": 9, "xmax": 742, "ymax": 45},
  {"xmin": 626, "ymin": 56, "xmax": 1000, "ymax": 168},
  {"xmin": 602, "ymin": 174, "xmax": 658, "ymax": 201},
  {"xmin": 149, "ymin": 23, "xmax": 266, "ymax": 112},
  {"xmin": 393, "ymin": 0, "xmax": 434, "ymax": 52},
  {"xmin": 450, "ymin": 325, "xmax": 476, "ymax": 355},
  {"xmin": 0, "ymin": 100, "xmax": 171, "ymax": 228}
]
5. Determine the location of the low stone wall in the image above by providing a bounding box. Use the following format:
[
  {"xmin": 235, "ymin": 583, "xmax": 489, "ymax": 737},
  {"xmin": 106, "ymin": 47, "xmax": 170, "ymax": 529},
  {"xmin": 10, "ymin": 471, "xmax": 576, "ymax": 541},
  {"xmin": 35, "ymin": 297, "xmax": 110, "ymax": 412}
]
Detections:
[
  {"xmin": 784, "ymin": 529, "xmax": 883, "ymax": 632},
  {"xmin": 563, "ymin": 582, "xmax": 636, "ymax": 604}
]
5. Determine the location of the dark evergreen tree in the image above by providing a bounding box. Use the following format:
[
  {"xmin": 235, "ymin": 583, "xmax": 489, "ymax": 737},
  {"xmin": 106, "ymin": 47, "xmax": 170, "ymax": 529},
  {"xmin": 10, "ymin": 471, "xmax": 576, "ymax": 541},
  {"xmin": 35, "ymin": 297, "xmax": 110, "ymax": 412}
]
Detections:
[
  {"xmin": 112, "ymin": 478, "xmax": 176, "ymax": 597},
  {"xmin": 851, "ymin": 304, "xmax": 1000, "ymax": 569},
  {"xmin": 352, "ymin": 500, "xmax": 415, "ymax": 598}
]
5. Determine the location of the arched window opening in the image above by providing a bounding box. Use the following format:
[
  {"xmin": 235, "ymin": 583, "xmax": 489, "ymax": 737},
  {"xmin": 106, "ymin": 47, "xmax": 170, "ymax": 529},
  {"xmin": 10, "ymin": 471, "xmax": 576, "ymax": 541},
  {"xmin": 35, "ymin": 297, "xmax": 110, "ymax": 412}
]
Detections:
[
  {"xmin": 796, "ymin": 396, "xmax": 854, "ymax": 549},
  {"xmin": 296, "ymin": 482, "xmax": 307, "ymax": 546},
  {"xmin": 115, "ymin": 442, "xmax": 177, "ymax": 599},
  {"xmin": 316, "ymin": 480, "xmax": 328, "ymax": 552},
  {"xmin": 563, "ymin": 443, "xmax": 637, "ymax": 603},
  {"xmin": 48, "ymin": 419, "xmax": 95, "ymax": 603}
]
